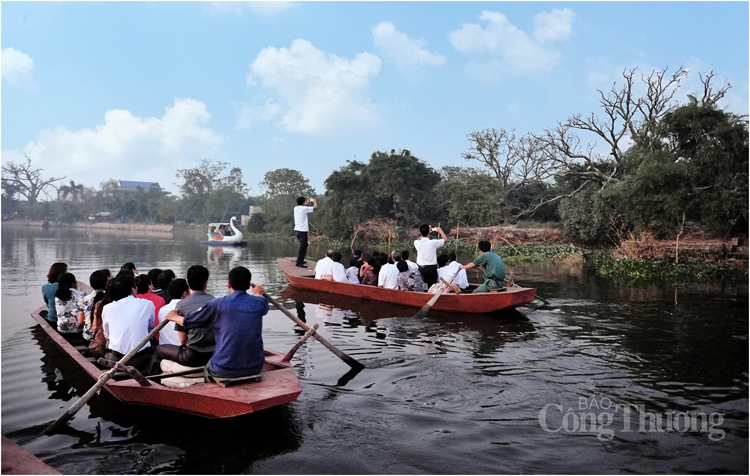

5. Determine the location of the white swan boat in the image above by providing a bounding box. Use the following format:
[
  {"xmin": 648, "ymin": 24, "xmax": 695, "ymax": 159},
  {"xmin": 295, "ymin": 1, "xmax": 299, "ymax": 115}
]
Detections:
[{"xmin": 200, "ymin": 216, "xmax": 248, "ymax": 246}]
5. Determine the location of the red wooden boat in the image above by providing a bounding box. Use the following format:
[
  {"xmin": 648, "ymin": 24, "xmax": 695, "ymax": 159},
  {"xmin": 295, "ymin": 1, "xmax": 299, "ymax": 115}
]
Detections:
[
  {"xmin": 31, "ymin": 307, "xmax": 302, "ymax": 419},
  {"xmin": 278, "ymin": 258, "xmax": 536, "ymax": 314}
]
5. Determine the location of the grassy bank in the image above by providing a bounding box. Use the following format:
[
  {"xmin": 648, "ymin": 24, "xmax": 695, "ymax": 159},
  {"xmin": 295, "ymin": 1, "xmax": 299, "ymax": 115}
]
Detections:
[{"xmin": 587, "ymin": 252, "xmax": 746, "ymax": 283}]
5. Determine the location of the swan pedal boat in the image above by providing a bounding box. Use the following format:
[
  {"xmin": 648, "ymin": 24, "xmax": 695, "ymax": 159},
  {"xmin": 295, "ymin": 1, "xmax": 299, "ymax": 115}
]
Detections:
[
  {"xmin": 201, "ymin": 216, "xmax": 248, "ymax": 247},
  {"xmin": 30, "ymin": 305, "xmax": 301, "ymax": 418},
  {"xmin": 278, "ymin": 258, "xmax": 536, "ymax": 314}
]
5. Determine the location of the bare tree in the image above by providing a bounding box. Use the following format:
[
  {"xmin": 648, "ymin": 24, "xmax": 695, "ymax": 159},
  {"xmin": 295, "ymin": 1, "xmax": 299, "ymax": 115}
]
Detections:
[
  {"xmin": 461, "ymin": 127, "xmax": 559, "ymax": 194},
  {"xmin": 1, "ymin": 155, "xmax": 65, "ymax": 204},
  {"xmin": 519, "ymin": 66, "xmax": 731, "ymax": 218}
]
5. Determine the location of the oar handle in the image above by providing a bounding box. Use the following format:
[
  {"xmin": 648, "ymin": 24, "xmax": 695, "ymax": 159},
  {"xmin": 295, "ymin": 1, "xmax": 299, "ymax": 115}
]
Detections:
[
  {"xmin": 45, "ymin": 319, "xmax": 169, "ymax": 435},
  {"xmin": 264, "ymin": 293, "xmax": 364, "ymax": 370}
]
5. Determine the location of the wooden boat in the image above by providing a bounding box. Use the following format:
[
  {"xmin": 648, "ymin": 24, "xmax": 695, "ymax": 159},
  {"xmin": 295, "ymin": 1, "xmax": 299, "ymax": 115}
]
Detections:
[
  {"xmin": 30, "ymin": 307, "xmax": 301, "ymax": 419},
  {"xmin": 278, "ymin": 258, "xmax": 536, "ymax": 314},
  {"xmin": 200, "ymin": 216, "xmax": 248, "ymax": 246}
]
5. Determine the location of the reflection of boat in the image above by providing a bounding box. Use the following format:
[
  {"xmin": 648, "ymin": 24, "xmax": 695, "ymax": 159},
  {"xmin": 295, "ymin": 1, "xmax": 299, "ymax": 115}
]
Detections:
[
  {"xmin": 31, "ymin": 307, "xmax": 301, "ymax": 419},
  {"xmin": 278, "ymin": 258, "xmax": 536, "ymax": 314},
  {"xmin": 200, "ymin": 216, "xmax": 248, "ymax": 246},
  {"xmin": 207, "ymin": 245, "xmax": 244, "ymax": 264}
]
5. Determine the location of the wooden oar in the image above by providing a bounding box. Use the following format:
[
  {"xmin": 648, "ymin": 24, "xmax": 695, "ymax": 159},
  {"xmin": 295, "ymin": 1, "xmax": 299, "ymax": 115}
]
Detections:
[
  {"xmin": 511, "ymin": 283, "xmax": 551, "ymax": 306},
  {"xmin": 264, "ymin": 293, "xmax": 365, "ymax": 370},
  {"xmin": 412, "ymin": 269, "xmax": 461, "ymax": 319},
  {"xmin": 45, "ymin": 320, "xmax": 169, "ymax": 435}
]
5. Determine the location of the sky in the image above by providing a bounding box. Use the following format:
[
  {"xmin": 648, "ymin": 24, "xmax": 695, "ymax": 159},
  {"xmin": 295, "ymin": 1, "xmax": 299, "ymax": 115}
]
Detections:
[{"xmin": 2, "ymin": 1, "xmax": 748, "ymax": 198}]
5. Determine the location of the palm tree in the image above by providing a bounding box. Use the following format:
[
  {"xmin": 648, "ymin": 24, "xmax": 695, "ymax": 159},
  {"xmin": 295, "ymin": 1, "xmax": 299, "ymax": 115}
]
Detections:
[{"xmin": 60, "ymin": 180, "xmax": 84, "ymax": 201}]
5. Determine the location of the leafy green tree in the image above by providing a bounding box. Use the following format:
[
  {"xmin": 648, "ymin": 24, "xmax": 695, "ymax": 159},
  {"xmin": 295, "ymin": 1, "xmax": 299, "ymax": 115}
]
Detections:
[
  {"xmin": 596, "ymin": 100, "xmax": 748, "ymax": 237},
  {"xmin": 175, "ymin": 159, "xmax": 249, "ymax": 223},
  {"xmin": 433, "ymin": 166, "xmax": 503, "ymax": 226},
  {"xmin": 259, "ymin": 168, "xmax": 315, "ymax": 198},
  {"xmin": 321, "ymin": 150, "xmax": 441, "ymax": 239}
]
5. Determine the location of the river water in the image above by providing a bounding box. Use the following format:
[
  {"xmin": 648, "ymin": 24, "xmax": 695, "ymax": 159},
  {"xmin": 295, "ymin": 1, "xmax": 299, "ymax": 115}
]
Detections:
[{"xmin": 1, "ymin": 225, "xmax": 747, "ymax": 474}]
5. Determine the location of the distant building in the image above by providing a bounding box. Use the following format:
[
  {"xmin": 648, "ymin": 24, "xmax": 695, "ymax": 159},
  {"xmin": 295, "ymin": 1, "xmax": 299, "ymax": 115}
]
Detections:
[
  {"xmin": 248, "ymin": 206, "xmax": 262, "ymax": 215},
  {"xmin": 116, "ymin": 180, "xmax": 162, "ymax": 193}
]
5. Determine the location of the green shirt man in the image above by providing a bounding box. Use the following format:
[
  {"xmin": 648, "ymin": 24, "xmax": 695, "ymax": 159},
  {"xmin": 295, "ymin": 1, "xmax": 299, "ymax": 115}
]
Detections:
[{"xmin": 459, "ymin": 240, "xmax": 505, "ymax": 293}]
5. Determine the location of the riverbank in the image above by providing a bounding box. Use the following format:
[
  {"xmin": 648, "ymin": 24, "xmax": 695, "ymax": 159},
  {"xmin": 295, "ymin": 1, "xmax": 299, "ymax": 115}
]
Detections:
[{"xmin": 2, "ymin": 219, "xmax": 204, "ymax": 234}]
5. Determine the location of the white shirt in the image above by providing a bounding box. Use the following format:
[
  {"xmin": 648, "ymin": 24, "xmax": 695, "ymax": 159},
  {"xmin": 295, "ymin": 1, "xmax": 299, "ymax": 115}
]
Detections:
[
  {"xmin": 102, "ymin": 295, "xmax": 154, "ymax": 354},
  {"xmin": 439, "ymin": 261, "xmax": 469, "ymax": 289},
  {"xmin": 377, "ymin": 263, "xmax": 399, "ymax": 289},
  {"xmin": 315, "ymin": 257, "xmax": 333, "ymax": 279},
  {"xmin": 327, "ymin": 262, "xmax": 348, "ymax": 283},
  {"xmin": 405, "ymin": 259, "xmax": 419, "ymax": 270},
  {"xmin": 414, "ymin": 237, "xmax": 445, "ymax": 266},
  {"xmin": 294, "ymin": 205, "xmax": 314, "ymax": 232},
  {"xmin": 157, "ymin": 298, "xmax": 182, "ymax": 346}
]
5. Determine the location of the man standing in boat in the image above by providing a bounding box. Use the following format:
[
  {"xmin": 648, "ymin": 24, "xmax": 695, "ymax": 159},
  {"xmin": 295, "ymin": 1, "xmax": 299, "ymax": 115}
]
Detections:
[
  {"xmin": 459, "ymin": 240, "xmax": 506, "ymax": 293},
  {"xmin": 164, "ymin": 266, "xmax": 268, "ymax": 380},
  {"xmin": 293, "ymin": 196, "xmax": 317, "ymax": 268},
  {"xmin": 414, "ymin": 224, "xmax": 448, "ymax": 287}
]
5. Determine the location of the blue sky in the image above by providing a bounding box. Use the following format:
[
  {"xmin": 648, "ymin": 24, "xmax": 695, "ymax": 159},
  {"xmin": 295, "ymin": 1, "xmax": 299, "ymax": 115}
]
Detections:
[{"xmin": 2, "ymin": 1, "xmax": 748, "ymax": 197}]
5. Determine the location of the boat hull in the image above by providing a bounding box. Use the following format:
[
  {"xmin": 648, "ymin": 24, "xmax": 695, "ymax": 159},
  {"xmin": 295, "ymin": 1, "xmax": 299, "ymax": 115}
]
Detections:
[
  {"xmin": 201, "ymin": 240, "xmax": 248, "ymax": 247},
  {"xmin": 277, "ymin": 258, "xmax": 536, "ymax": 314},
  {"xmin": 31, "ymin": 308, "xmax": 301, "ymax": 418}
]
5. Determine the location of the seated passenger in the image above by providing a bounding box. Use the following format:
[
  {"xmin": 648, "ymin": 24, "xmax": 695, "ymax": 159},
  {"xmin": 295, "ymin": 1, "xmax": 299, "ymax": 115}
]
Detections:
[
  {"xmin": 135, "ymin": 274, "xmax": 165, "ymax": 330},
  {"xmin": 377, "ymin": 251, "xmax": 400, "ymax": 289},
  {"xmin": 360, "ymin": 257, "xmax": 380, "ymax": 286},
  {"xmin": 164, "ymin": 266, "xmax": 268, "ymax": 380},
  {"xmin": 396, "ymin": 260, "xmax": 427, "ymax": 292},
  {"xmin": 315, "ymin": 249, "xmax": 334, "ymax": 279},
  {"xmin": 102, "ymin": 273, "xmax": 155, "ymax": 373},
  {"xmin": 54, "ymin": 272, "xmax": 86, "ymax": 343},
  {"xmin": 401, "ymin": 250, "xmax": 419, "ymax": 270},
  {"xmin": 120, "ymin": 262, "xmax": 139, "ymax": 276},
  {"xmin": 322, "ymin": 252, "xmax": 348, "ymax": 283},
  {"xmin": 157, "ymin": 279, "xmax": 190, "ymax": 346},
  {"xmin": 149, "ymin": 265, "xmax": 215, "ymax": 373},
  {"xmin": 78, "ymin": 270, "xmax": 108, "ymax": 342},
  {"xmin": 156, "ymin": 269, "xmax": 176, "ymax": 304},
  {"xmin": 42, "ymin": 262, "xmax": 68, "ymax": 326},
  {"xmin": 459, "ymin": 240, "xmax": 506, "ymax": 293},
  {"xmin": 448, "ymin": 252, "xmax": 470, "ymax": 290},
  {"xmin": 345, "ymin": 258, "xmax": 361, "ymax": 284},
  {"xmin": 437, "ymin": 254, "xmax": 469, "ymax": 291}
]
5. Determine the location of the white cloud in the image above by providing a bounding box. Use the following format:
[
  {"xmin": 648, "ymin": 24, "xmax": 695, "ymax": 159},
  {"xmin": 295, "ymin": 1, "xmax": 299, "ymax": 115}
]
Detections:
[
  {"xmin": 243, "ymin": 38, "xmax": 382, "ymax": 135},
  {"xmin": 449, "ymin": 9, "xmax": 574, "ymax": 76},
  {"xmin": 203, "ymin": 2, "xmax": 299, "ymax": 17},
  {"xmin": 2, "ymin": 47, "xmax": 35, "ymax": 87},
  {"xmin": 1, "ymin": 98, "xmax": 224, "ymax": 193},
  {"xmin": 372, "ymin": 21, "xmax": 446, "ymax": 76},
  {"xmin": 533, "ymin": 8, "xmax": 576, "ymax": 43}
]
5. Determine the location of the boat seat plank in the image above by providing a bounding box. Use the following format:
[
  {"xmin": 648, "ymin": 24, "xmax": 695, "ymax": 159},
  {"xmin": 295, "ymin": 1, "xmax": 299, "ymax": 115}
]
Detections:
[{"xmin": 213, "ymin": 373, "xmax": 262, "ymax": 388}]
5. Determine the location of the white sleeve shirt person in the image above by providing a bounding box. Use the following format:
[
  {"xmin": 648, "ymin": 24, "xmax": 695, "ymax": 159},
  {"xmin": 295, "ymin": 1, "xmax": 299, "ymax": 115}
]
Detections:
[
  {"xmin": 447, "ymin": 260, "xmax": 470, "ymax": 289},
  {"xmin": 157, "ymin": 298, "xmax": 182, "ymax": 346},
  {"xmin": 438, "ymin": 262, "xmax": 469, "ymax": 290},
  {"xmin": 102, "ymin": 295, "xmax": 155, "ymax": 354},
  {"xmin": 377, "ymin": 263, "xmax": 399, "ymax": 289},
  {"xmin": 414, "ymin": 237, "xmax": 445, "ymax": 266},
  {"xmin": 324, "ymin": 262, "xmax": 348, "ymax": 283},
  {"xmin": 293, "ymin": 204, "xmax": 315, "ymax": 232},
  {"xmin": 315, "ymin": 257, "xmax": 333, "ymax": 279}
]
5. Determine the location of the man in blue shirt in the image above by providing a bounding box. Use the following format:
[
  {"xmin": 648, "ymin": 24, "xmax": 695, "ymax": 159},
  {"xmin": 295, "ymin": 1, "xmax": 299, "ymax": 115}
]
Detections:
[{"xmin": 164, "ymin": 266, "xmax": 268, "ymax": 379}]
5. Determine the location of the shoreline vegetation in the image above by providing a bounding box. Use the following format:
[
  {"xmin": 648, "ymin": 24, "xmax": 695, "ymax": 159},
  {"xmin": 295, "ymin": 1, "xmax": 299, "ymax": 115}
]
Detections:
[{"xmin": 7, "ymin": 219, "xmax": 746, "ymax": 284}]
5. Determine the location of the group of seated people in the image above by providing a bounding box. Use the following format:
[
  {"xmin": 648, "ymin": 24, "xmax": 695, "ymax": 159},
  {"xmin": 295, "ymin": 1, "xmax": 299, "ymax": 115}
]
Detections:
[
  {"xmin": 41, "ymin": 261, "xmax": 267, "ymax": 380},
  {"xmin": 313, "ymin": 249, "xmax": 470, "ymax": 294}
]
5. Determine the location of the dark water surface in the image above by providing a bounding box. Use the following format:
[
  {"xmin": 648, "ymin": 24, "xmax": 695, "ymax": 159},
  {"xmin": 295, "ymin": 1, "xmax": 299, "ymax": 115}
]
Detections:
[{"xmin": 1, "ymin": 225, "xmax": 747, "ymax": 474}]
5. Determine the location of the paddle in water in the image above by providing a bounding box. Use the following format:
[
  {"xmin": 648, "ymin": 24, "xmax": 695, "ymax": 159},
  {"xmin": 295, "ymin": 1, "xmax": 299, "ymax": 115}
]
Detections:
[
  {"xmin": 264, "ymin": 293, "xmax": 364, "ymax": 370},
  {"xmin": 45, "ymin": 319, "xmax": 169, "ymax": 435}
]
